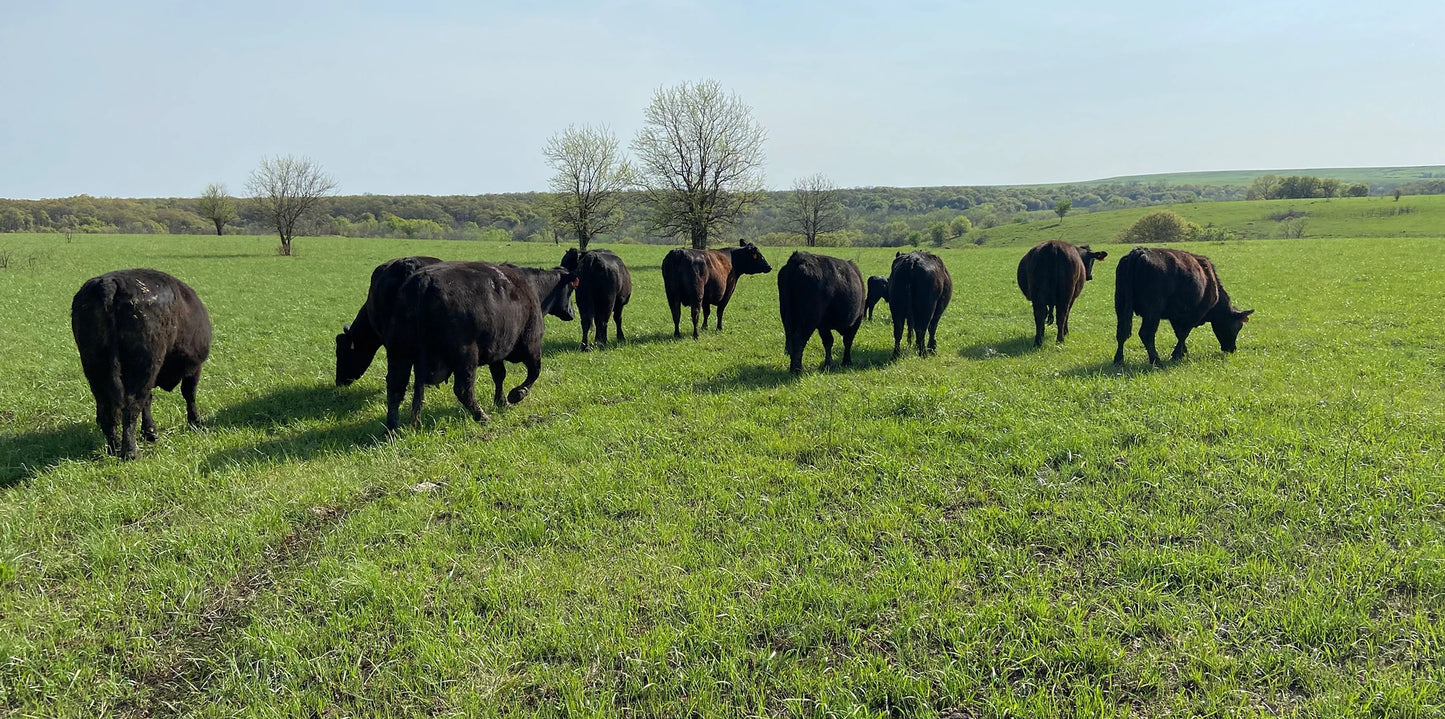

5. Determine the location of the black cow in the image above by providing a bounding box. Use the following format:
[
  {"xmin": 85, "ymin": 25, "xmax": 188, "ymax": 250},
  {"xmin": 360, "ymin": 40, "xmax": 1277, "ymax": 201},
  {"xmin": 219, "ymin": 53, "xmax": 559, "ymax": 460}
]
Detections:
[
  {"xmin": 336, "ymin": 256, "xmax": 442, "ymax": 385},
  {"xmin": 1016, "ymin": 240, "xmax": 1108, "ymax": 347},
  {"xmin": 382, "ymin": 261, "xmax": 576, "ymax": 431},
  {"xmin": 865, "ymin": 275, "xmax": 889, "ymax": 320},
  {"xmin": 1113, "ymin": 246, "xmax": 1254, "ymax": 365},
  {"xmin": 560, "ymin": 248, "xmax": 632, "ymax": 351},
  {"xmin": 661, "ymin": 240, "xmax": 773, "ymax": 339},
  {"xmin": 888, "ymin": 251, "xmax": 952, "ymax": 358},
  {"xmin": 777, "ymin": 252, "xmax": 866, "ymax": 373},
  {"xmin": 70, "ymin": 269, "xmax": 211, "ymax": 460}
]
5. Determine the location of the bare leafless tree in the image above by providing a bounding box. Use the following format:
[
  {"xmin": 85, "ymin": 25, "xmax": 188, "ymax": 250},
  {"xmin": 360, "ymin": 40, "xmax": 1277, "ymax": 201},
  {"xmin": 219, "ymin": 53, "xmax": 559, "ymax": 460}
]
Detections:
[
  {"xmin": 543, "ymin": 125, "xmax": 633, "ymax": 250},
  {"xmin": 246, "ymin": 156, "xmax": 336, "ymax": 255},
  {"xmin": 197, "ymin": 182, "xmax": 237, "ymax": 236},
  {"xmin": 788, "ymin": 173, "xmax": 846, "ymax": 247},
  {"xmin": 632, "ymin": 80, "xmax": 766, "ymax": 249}
]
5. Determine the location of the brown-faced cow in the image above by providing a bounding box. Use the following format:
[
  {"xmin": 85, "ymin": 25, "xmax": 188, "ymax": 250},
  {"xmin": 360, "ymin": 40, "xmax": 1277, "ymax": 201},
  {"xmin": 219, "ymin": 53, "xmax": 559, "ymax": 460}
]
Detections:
[
  {"xmin": 661, "ymin": 240, "xmax": 773, "ymax": 339},
  {"xmin": 1016, "ymin": 240, "xmax": 1108, "ymax": 347},
  {"xmin": 336, "ymin": 256, "xmax": 442, "ymax": 386},
  {"xmin": 888, "ymin": 251, "xmax": 952, "ymax": 358},
  {"xmin": 560, "ymin": 248, "xmax": 632, "ymax": 351},
  {"xmin": 1113, "ymin": 246, "xmax": 1254, "ymax": 365},
  {"xmin": 777, "ymin": 252, "xmax": 866, "ymax": 373},
  {"xmin": 71, "ymin": 269, "xmax": 211, "ymax": 460},
  {"xmin": 865, "ymin": 275, "xmax": 889, "ymax": 320},
  {"xmin": 382, "ymin": 261, "xmax": 576, "ymax": 431}
]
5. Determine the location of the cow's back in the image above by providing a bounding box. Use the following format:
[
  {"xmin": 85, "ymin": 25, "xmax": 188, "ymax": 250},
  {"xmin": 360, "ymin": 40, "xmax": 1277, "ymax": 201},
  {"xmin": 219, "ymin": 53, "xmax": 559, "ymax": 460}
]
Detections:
[
  {"xmin": 779, "ymin": 252, "xmax": 864, "ymax": 331},
  {"xmin": 402, "ymin": 261, "xmax": 540, "ymax": 370},
  {"xmin": 579, "ymin": 249, "xmax": 632, "ymax": 303},
  {"xmin": 366, "ymin": 256, "xmax": 442, "ymax": 334},
  {"xmin": 1116, "ymin": 247, "xmax": 1219, "ymax": 324},
  {"xmin": 1018, "ymin": 240, "xmax": 1084, "ymax": 305},
  {"xmin": 662, "ymin": 249, "xmax": 710, "ymax": 302},
  {"xmin": 71, "ymin": 269, "xmax": 210, "ymax": 390}
]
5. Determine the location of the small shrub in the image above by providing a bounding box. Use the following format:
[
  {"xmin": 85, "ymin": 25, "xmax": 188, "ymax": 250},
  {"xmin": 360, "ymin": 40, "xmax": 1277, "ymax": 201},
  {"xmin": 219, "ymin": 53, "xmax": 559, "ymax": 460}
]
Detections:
[
  {"xmin": 0, "ymin": 249, "xmax": 10, "ymax": 269},
  {"xmin": 1267, "ymin": 208, "xmax": 1307, "ymax": 222},
  {"xmin": 1116, "ymin": 210, "xmax": 1200, "ymax": 244},
  {"xmin": 1194, "ymin": 225, "xmax": 1238, "ymax": 243},
  {"xmin": 1278, "ymin": 218, "xmax": 1307, "ymax": 239}
]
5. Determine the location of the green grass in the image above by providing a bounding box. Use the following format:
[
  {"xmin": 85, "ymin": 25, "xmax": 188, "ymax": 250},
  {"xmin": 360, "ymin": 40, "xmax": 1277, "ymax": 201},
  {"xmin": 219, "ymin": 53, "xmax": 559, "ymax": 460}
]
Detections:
[
  {"xmin": 1087, "ymin": 165, "xmax": 1445, "ymax": 187},
  {"xmin": 964, "ymin": 194, "xmax": 1445, "ymax": 248},
  {"xmin": 1, "ymin": 232, "xmax": 1443, "ymax": 717}
]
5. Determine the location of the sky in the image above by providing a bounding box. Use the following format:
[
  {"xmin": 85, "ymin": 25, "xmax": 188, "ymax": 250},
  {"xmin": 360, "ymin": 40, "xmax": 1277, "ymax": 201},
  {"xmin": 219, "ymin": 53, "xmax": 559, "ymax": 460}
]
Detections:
[{"xmin": 1, "ymin": 0, "xmax": 1441, "ymax": 199}]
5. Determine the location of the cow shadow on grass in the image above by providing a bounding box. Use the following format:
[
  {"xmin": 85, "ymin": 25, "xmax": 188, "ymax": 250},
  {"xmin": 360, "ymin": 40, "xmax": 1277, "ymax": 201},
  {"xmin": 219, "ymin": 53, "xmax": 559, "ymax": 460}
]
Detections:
[
  {"xmin": 0, "ymin": 422, "xmax": 100, "ymax": 489},
  {"xmin": 958, "ymin": 335, "xmax": 1038, "ymax": 360},
  {"xmin": 693, "ymin": 363, "xmax": 801, "ymax": 394},
  {"xmin": 1060, "ymin": 359, "xmax": 1168, "ymax": 379},
  {"xmin": 204, "ymin": 419, "xmax": 388, "ymax": 471},
  {"xmin": 208, "ymin": 384, "xmax": 380, "ymax": 429}
]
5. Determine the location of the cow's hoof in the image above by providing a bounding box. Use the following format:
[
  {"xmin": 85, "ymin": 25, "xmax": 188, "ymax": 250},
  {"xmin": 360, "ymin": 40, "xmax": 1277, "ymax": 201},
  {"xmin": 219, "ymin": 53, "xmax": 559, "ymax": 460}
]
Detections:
[
  {"xmin": 143, "ymin": 429, "xmax": 158, "ymax": 442},
  {"xmin": 580, "ymin": 343, "xmax": 592, "ymax": 352},
  {"xmin": 507, "ymin": 387, "xmax": 529, "ymax": 404}
]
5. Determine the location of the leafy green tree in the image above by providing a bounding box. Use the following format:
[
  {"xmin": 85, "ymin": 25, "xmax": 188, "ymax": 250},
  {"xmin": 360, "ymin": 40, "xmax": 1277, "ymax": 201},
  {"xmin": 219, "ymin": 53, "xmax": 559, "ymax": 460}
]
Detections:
[
  {"xmin": 543, "ymin": 124, "xmax": 633, "ymax": 250},
  {"xmin": 1054, "ymin": 199, "xmax": 1072, "ymax": 223},
  {"xmin": 948, "ymin": 215, "xmax": 971, "ymax": 238},
  {"xmin": 1345, "ymin": 183, "xmax": 1370, "ymax": 197},
  {"xmin": 927, "ymin": 222, "xmax": 947, "ymax": 247},
  {"xmin": 197, "ymin": 183, "xmax": 237, "ymax": 236},
  {"xmin": 1116, "ymin": 210, "xmax": 1200, "ymax": 244},
  {"xmin": 906, "ymin": 230, "xmax": 922, "ymax": 247},
  {"xmin": 632, "ymin": 80, "xmax": 766, "ymax": 249}
]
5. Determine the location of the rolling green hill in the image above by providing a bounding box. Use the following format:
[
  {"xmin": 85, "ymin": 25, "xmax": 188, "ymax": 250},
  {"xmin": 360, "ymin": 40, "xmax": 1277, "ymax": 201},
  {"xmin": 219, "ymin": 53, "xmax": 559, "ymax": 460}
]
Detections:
[
  {"xmin": 1088, "ymin": 165, "xmax": 1445, "ymax": 187},
  {"xmin": 961, "ymin": 194, "xmax": 1445, "ymax": 248}
]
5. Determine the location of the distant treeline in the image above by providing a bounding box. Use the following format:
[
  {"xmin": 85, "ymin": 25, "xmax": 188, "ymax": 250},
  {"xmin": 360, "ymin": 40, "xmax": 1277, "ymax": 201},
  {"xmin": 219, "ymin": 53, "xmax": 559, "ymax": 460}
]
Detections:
[{"xmin": 3, "ymin": 176, "xmax": 1435, "ymax": 246}]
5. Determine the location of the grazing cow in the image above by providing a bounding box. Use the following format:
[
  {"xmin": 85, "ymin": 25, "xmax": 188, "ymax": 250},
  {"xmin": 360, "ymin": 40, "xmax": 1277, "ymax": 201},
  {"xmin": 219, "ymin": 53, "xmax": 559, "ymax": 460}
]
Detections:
[
  {"xmin": 336, "ymin": 256, "xmax": 442, "ymax": 385},
  {"xmin": 382, "ymin": 262, "xmax": 577, "ymax": 431},
  {"xmin": 560, "ymin": 248, "xmax": 632, "ymax": 351},
  {"xmin": 777, "ymin": 252, "xmax": 866, "ymax": 373},
  {"xmin": 1016, "ymin": 240, "xmax": 1109, "ymax": 347},
  {"xmin": 661, "ymin": 240, "xmax": 773, "ymax": 339},
  {"xmin": 888, "ymin": 251, "xmax": 953, "ymax": 358},
  {"xmin": 1113, "ymin": 246, "xmax": 1254, "ymax": 365},
  {"xmin": 865, "ymin": 275, "xmax": 889, "ymax": 320},
  {"xmin": 70, "ymin": 269, "xmax": 211, "ymax": 460}
]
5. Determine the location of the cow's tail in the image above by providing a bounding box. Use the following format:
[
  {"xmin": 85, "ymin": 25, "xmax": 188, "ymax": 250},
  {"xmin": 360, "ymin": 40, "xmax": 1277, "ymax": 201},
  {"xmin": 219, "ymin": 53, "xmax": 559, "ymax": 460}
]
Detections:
[
  {"xmin": 1113, "ymin": 253, "xmax": 1134, "ymax": 327},
  {"xmin": 77, "ymin": 277, "xmax": 125, "ymax": 405}
]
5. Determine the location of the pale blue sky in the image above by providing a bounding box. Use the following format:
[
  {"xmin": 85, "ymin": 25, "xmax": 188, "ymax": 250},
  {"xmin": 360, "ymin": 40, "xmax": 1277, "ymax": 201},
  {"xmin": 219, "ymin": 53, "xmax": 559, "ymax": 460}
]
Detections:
[{"xmin": 1, "ymin": 0, "xmax": 1440, "ymax": 198}]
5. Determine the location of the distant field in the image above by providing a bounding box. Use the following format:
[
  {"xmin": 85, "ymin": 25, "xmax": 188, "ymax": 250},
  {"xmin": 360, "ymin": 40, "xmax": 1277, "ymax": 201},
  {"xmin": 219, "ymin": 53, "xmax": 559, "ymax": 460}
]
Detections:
[
  {"xmin": 1, "ymin": 234, "xmax": 1442, "ymax": 717},
  {"xmin": 964, "ymin": 194, "xmax": 1445, "ymax": 248},
  {"xmin": 1087, "ymin": 165, "xmax": 1445, "ymax": 187}
]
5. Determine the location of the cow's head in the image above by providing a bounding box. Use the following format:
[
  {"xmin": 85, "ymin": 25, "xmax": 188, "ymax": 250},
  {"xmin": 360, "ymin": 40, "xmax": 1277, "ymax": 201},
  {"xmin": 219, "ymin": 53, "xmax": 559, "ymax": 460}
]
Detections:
[
  {"xmin": 1078, "ymin": 245, "xmax": 1108, "ymax": 281},
  {"xmin": 560, "ymin": 248, "xmax": 582, "ymax": 273},
  {"xmin": 543, "ymin": 270, "xmax": 579, "ymax": 322},
  {"xmin": 866, "ymin": 276, "xmax": 889, "ymax": 305},
  {"xmin": 1210, "ymin": 307, "xmax": 1255, "ymax": 353},
  {"xmin": 734, "ymin": 240, "xmax": 772, "ymax": 275},
  {"xmin": 335, "ymin": 322, "xmax": 380, "ymax": 386}
]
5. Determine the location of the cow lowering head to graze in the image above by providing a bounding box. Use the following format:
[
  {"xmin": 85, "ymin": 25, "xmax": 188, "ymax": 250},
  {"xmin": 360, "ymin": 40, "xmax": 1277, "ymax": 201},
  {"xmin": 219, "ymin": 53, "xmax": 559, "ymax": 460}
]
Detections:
[
  {"xmin": 336, "ymin": 256, "xmax": 442, "ymax": 386},
  {"xmin": 865, "ymin": 275, "xmax": 889, "ymax": 320},
  {"xmin": 1016, "ymin": 240, "xmax": 1108, "ymax": 347},
  {"xmin": 778, "ymin": 252, "xmax": 866, "ymax": 373},
  {"xmin": 381, "ymin": 261, "xmax": 576, "ymax": 432},
  {"xmin": 661, "ymin": 239, "xmax": 772, "ymax": 339},
  {"xmin": 71, "ymin": 269, "xmax": 211, "ymax": 460},
  {"xmin": 560, "ymin": 248, "xmax": 633, "ymax": 351},
  {"xmin": 1113, "ymin": 246, "xmax": 1254, "ymax": 365},
  {"xmin": 888, "ymin": 250, "xmax": 952, "ymax": 358}
]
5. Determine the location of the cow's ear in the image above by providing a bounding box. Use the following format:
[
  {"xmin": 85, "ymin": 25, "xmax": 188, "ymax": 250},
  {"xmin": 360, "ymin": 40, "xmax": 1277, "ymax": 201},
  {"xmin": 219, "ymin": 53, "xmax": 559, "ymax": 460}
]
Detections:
[
  {"xmin": 1094, "ymin": 251, "xmax": 1108, "ymax": 262},
  {"xmin": 342, "ymin": 323, "xmax": 351, "ymax": 333},
  {"xmin": 739, "ymin": 239, "xmax": 748, "ymax": 247},
  {"xmin": 1238, "ymin": 309, "xmax": 1255, "ymax": 322}
]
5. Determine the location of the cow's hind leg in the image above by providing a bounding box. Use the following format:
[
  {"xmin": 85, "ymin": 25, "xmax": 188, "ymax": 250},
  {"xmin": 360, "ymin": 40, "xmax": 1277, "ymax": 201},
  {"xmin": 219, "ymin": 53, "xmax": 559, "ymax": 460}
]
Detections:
[
  {"xmin": 384, "ymin": 356, "xmax": 411, "ymax": 433},
  {"xmin": 409, "ymin": 363, "xmax": 427, "ymax": 427},
  {"xmin": 118, "ymin": 396, "xmax": 140, "ymax": 461},
  {"xmin": 1113, "ymin": 310, "xmax": 1134, "ymax": 364},
  {"xmin": 613, "ymin": 303, "xmax": 626, "ymax": 343},
  {"xmin": 594, "ymin": 301, "xmax": 610, "ymax": 349},
  {"xmin": 1033, "ymin": 303, "xmax": 1049, "ymax": 347},
  {"xmin": 690, "ymin": 304, "xmax": 701, "ymax": 340},
  {"xmin": 1169, "ymin": 319, "xmax": 1193, "ymax": 361},
  {"xmin": 701, "ymin": 304, "xmax": 712, "ymax": 333},
  {"xmin": 819, "ymin": 329, "xmax": 835, "ymax": 369},
  {"xmin": 452, "ymin": 363, "xmax": 488, "ymax": 423},
  {"xmin": 1057, "ymin": 300, "xmax": 1074, "ymax": 343},
  {"xmin": 670, "ymin": 299, "xmax": 684, "ymax": 339},
  {"xmin": 489, "ymin": 362, "xmax": 507, "ymax": 406},
  {"xmin": 181, "ymin": 370, "xmax": 202, "ymax": 428},
  {"xmin": 1139, "ymin": 315, "xmax": 1164, "ymax": 365},
  {"xmin": 840, "ymin": 322, "xmax": 859, "ymax": 367},
  {"xmin": 714, "ymin": 302, "xmax": 727, "ymax": 331},
  {"xmin": 507, "ymin": 357, "xmax": 541, "ymax": 405},
  {"xmin": 96, "ymin": 398, "xmax": 121, "ymax": 456},
  {"xmin": 891, "ymin": 312, "xmax": 906, "ymax": 359},
  {"xmin": 140, "ymin": 389, "xmax": 158, "ymax": 442}
]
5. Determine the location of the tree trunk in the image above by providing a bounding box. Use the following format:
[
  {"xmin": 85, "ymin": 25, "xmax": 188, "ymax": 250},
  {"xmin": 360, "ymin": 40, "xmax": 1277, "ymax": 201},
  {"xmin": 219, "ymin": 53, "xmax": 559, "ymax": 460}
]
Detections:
[
  {"xmin": 690, "ymin": 227, "xmax": 707, "ymax": 250},
  {"xmin": 579, "ymin": 232, "xmax": 589, "ymax": 251},
  {"xmin": 213, "ymin": 219, "xmax": 224, "ymax": 236},
  {"xmin": 279, "ymin": 235, "xmax": 292, "ymax": 256}
]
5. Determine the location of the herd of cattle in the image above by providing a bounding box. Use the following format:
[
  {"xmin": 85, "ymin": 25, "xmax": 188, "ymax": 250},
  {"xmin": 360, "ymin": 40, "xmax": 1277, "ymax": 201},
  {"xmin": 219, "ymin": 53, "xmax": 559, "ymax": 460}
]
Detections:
[{"xmin": 69, "ymin": 240, "xmax": 1253, "ymax": 459}]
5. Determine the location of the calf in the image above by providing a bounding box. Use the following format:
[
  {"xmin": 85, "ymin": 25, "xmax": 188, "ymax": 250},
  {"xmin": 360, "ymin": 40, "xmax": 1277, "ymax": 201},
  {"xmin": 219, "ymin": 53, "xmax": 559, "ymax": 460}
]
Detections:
[
  {"xmin": 1016, "ymin": 240, "xmax": 1108, "ymax": 347},
  {"xmin": 888, "ymin": 251, "xmax": 952, "ymax": 358},
  {"xmin": 560, "ymin": 248, "xmax": 632, "ymax": 351},
  {"xmin": 777, "ymin": 252, "xmax": 866, "ymax": 373},
  {"xmin": 382, "ymin": 262, "xmax": 576, "ymax": 431},
  {"xmin": 865, "ymin": 275, "xmax": 889, "ymax": 320},
  {"xmin": 336, "ymin": 256, "xmax": 442, "ymax": 385},
  {"xmin": 70, "ymin": 269, "xmax": 211, "ymax": 460},
  {"xmin": 1113, "ymin": 246, "xmax": 1254, "ymax": 365},
  {"xmin": 662, "ymin": 240, "xmax": 773, "ymax": 339}
]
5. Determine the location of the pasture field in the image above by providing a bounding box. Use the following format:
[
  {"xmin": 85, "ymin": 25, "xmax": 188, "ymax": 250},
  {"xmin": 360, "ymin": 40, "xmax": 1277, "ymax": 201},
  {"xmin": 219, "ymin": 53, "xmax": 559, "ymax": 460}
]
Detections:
[
  {"xmin": 0, "ymin": 232, "xmax": 1442, "ymax": 717},
  {"xmin": 966, "ymin": 194, "xmax": 1445, "ymax": 247},
  {"xmin": 1087, "ymin": 165, "xmax": 1445, "ymax": 188}
]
